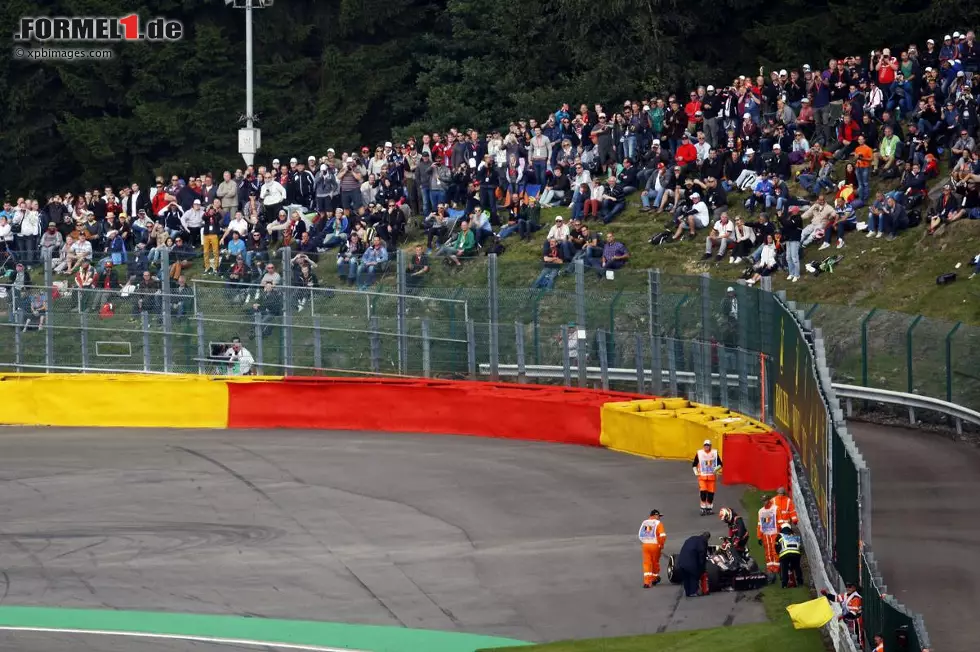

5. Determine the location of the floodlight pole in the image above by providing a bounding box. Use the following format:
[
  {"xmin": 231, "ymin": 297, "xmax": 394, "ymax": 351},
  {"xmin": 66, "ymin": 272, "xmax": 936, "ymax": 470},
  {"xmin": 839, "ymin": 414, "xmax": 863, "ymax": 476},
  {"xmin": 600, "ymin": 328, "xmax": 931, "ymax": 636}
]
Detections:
[
  {"xmin": 245, "ymin": 0, "xmax": 253, "ymax": 132},
  {"xmin": 234, "ymin": 0, "xmax": 265, "ymax": 167}
]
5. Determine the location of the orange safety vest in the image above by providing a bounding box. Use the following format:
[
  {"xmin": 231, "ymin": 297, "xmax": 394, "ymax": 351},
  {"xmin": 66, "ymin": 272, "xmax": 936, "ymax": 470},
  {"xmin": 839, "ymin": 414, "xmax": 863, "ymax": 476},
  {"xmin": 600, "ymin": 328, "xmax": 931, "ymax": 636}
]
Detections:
[
  {"xmin": 873, "ymin": 643, "xmax": 884, "ymax": 652},
  {"xmin": 839, "ymin": 591, "xmax": 862, "ymax": 616},
  {"xmin": 773, "ymin": 494, "xmax": 798, "ymax": 524},
  {"xmin": 757, "ymin": 505, "xmax": 778, "ymax": 537}
]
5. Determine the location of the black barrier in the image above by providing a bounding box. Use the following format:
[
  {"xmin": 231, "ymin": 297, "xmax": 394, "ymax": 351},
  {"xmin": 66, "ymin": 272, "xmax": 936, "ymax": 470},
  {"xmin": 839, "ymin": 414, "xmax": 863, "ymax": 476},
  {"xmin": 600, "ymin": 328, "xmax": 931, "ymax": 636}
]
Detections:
[
  {"xmin": 770, "ymin": 303, "xmax": 830, "ymax": 527},
  {"xmin": 832, "ymin": 432, "xmax": 860, "ymax": 584}
]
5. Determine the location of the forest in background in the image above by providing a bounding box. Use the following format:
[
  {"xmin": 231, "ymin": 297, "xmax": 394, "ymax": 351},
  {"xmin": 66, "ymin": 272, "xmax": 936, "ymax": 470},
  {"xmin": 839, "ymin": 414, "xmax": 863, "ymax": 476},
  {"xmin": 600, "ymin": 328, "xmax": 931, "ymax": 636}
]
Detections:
[{"xmin": 2, "ymin": 0, "xmax": 978, "ymax": 195}]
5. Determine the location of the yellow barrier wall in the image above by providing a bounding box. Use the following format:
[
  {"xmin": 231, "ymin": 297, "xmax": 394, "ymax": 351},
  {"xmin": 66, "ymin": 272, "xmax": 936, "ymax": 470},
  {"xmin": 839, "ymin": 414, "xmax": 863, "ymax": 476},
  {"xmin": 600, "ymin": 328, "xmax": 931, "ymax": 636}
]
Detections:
[
  {"xmin": 0, "ymin": 374, "xmax": 233, "ymax": 429},
  {"xmin": 599, "ymin": 398, "xmax": 770, "ymax": 460}
]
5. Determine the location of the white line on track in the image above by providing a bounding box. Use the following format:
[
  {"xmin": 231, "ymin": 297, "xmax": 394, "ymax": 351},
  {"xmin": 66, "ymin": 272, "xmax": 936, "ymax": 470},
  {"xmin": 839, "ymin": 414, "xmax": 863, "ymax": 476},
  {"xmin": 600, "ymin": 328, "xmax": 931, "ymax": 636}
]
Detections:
[{"xmin": 0, "ymin": 626, "xmax": 368, "ymax": 651}]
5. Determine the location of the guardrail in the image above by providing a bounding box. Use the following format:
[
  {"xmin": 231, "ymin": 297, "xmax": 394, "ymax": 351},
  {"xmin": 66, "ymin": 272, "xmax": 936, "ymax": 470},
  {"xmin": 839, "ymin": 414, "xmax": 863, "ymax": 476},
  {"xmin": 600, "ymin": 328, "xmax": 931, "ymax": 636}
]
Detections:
[
  {"xmin": 482, "ymin": 364, "xmax": 980, "ymax": 435},
  {"xmin": 833, "ymin": 383, "xmax": 980, "ymax": 434}
]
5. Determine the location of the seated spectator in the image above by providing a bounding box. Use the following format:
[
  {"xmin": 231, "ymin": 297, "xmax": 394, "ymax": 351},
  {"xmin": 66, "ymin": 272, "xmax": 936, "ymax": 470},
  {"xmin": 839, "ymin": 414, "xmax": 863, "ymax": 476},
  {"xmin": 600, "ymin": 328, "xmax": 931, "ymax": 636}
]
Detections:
[
  {"xmin": 424, "ymin": 204, "xmax": 454, "ymax": 250},
  {"xmin": 589, "ymin": 231, "xmax": 629, "ymax": 276},
  {"xmin": 616, "ymin": 158, "xmax": 639, "ymax": 194},
  {"xmin": 599, "ymin": 178, "xmax": 626, "ymax": 224},
  {"xmin": 355, "ymin": 235, "xmax": 388, "ymax": 288},
  {"xmin": 93, "ymin": 260, "xmax": 120, "ymax": 311},
  {"xmin": 800, "ymin": 194, "xmax": 836, "ymax": 247},
  {"xmin": 539, "ymin": 166, "xmax": 571, "ymax": 207},
  {"xmin": 672, "ymin": 192, "xmax": 710, "ymax": 241},
  {"xmin": 583, "ymin": 178, "xmax": 604, "ymax": 219},
  {"xmin": 878, "ymin": 125, "xmax": 902, "ymax": 178},
  {"xmin": 337, "ymin": 233, "xmax": 365, "ymax": 283},
  {"xmin": 52, "ymin": 235, "xmax": 75, "ymax": 274},
  {"xmin": 39, "ymin": 222, "xmax": 64, "ymax": 262},
  {"xmin": 499, "ymin": 200, "xmax": 539, "ymax": 241},
  {"xmin": 745, "ymin": 173, "xmax": 774, "ymax": 213},
  {"xmin": 168, "ymin": 236, "xmax": 194, "ymax": 281},
  {"xmin": 733, "ymin": 149, "xmax": 761, "ymax": 191},
  {"xmin": 406, "ymin": 244, "xmax": 430, "ymax": 287},
  {"xmin": 437, "ymin": 219, "xmax": 476, "ymax": 266},
  {"xmin": 251, "ymin": 281, "xmax": 282, "ymax": 334},
  {"xmin": 704, "ymin": 212, "xmax": 735, "ymax": 261},
  {"xmin": 546, "ymin": 215, "xmax": 573, "ymax": 259},
  {"xmin": 928, "ymin": 183, "xmax": 964, "ymax": 233},
  {"xmin": 745, "ymin": 234, "xmax": 778, "ymax": 286},
  {"xmin": 730, "ymin": 216, "xmax": 757, "ymax": 264},
  {"xmin": 534, "ymin": 238, "xmax": 569, "ymax": 290},
  {"xmin": 950, "ymin": 129, "xmax": 975, "ymax": 165}
]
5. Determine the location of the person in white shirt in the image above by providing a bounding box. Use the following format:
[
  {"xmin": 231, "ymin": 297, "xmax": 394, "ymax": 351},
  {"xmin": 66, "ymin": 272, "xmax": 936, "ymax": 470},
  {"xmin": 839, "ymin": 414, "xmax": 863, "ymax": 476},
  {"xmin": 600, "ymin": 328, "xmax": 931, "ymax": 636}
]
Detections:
[
  {"xmin": 546, "ymin": 215, "xmax": 573, "ymax": 258},
  {"xmin": 694, "ymin": 131, "xmax": 711, "ymax": 165},
  {"xmin": 746, "ymin": 234, "xmax": 778, "ymax": 286},
  {"xmin": 225, "ymin": 337, "xmax": 255, "ymax": 375},
  {"xmin": 181, "ymin": 199, "xmax": 206, "ymax": 244},
  {"xmin": 672, "ymin": 192, "xmax": 710, "ymax": 241},
  {"xmin": 259, "ymin": 172, "xmax": 287, "ymax": 220},
  {"xmin": 67, "ymin": 237, "xmax": 93, "ymax": 273},
  {"xmin": 704, "ymin": 212, "xmax": 735, "ymax": 260},
  {"xmin": 222, "ymin": 211, "xmax": 250, "ymax": 244}
]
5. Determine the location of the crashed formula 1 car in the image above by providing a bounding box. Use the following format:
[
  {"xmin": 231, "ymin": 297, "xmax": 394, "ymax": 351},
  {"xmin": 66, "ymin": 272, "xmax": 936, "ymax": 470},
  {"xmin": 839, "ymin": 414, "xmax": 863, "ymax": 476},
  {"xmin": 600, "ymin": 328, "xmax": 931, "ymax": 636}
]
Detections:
[{"xmin": 666, "ymin": 536, "xmax": 769, "ymax": 592}]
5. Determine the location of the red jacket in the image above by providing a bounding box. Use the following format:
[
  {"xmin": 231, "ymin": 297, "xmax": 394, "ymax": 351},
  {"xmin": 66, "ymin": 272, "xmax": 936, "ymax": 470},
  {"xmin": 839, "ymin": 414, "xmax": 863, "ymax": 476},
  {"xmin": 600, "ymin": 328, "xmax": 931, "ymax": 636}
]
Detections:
[
  {"xmin": 675, "ymin": 142, "xmax": 698, "ymax": 167},
  {"xmin": 838, "ymin": 120, "xmax": 861, "ymax": 144}
]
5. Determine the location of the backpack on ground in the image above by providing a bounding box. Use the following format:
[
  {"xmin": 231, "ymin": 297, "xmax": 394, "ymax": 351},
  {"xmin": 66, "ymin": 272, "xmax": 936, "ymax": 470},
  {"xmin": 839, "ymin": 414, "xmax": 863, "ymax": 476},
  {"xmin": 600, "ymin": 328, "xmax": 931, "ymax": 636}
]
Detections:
[{"xmin": 649, "ymin": 230, "xmax": 672, "ymax": 246}]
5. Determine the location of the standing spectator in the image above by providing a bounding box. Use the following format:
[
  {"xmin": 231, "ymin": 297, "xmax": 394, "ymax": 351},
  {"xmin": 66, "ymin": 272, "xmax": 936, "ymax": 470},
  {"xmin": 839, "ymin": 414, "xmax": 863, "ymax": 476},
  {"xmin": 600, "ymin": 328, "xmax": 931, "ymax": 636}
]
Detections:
[
  {"xmin": 217, "ymin": 171, "xmax": 239, "ymax": 216},
  {"xmin": 853, "ymin": 134, "xmax": 874, "ymax": 202}
]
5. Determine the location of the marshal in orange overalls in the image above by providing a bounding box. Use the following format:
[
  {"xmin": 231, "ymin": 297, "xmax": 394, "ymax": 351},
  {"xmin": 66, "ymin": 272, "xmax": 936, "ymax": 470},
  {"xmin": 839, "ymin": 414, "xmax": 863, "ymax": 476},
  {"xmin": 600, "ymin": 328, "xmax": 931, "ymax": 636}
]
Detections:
[
  {"xmin": 692, "ymin": 441, "xmax": 722, "ymax": 515},
  {"xmin": 773, "ymin": 487, "xmax": 798, "ymax": 526},
  {"xmin": 638, "ymin": 511, "xmax": 667, "ymax": 587},
  {"xmin": 757, "ymin": 498, "xmax": 780, "ymax": 574}
]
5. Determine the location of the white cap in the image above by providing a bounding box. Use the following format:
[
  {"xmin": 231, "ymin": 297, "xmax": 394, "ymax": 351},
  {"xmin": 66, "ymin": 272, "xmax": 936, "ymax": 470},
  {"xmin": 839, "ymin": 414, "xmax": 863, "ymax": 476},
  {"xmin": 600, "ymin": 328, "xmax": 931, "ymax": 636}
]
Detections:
[
  {"xmin": 193, "ymin": 198, "xmax": 201, "ymax": 204},
  {"xmin": 272, "ymin": 158, "xmax": 280, "ymax": 166},
  {"xmin": 652, "ymin": 138, "xmax": 661, "ymax": 145},
  {"xmin": 690, "ymin": 192, "xmax": 700, "ymax": 200},
  {"xmin": 346, "ymin": 157, "xmax": 354, "ymax": 163},
  {"xmin": 327, "ymin": 147, "xmax": 335, "ymax": 153},
  {"xmin": 308, "ymin": 155, "xmax": 316, "ymax": 160},
  {"xmin": 555, "ymin": 215, "xmax": 564, "ymax": 221},
  {"xmin": 927, "ymin": 38, "xmax": 935, "ymax": 44},
  {"xmin": 320, "ymin": 164, "xmax": 327, "ymax": 172},
  {"xmin": 703, "ymin": 439, "xmax": 712, "ymax": 446},
  {"xmin": 706, "ymin": 84, "xmax": 715, "ymax": 91},
  {"xmin": 958, "ymin": 70, "xmax": 966, "ymax": 77},
  {"xmin": 739, "ymin": 75, "xmax": 746, "ymax": 80},
  {"xmin": 953, "ymin": 31, "xmax": 961, "ymax": 38},
  {"xmin": 945, "ymin": 34, "xmax": 952, "ymax": 40},
  {"xmin": 726, "ymin": 286, "xmax": 735, "ymax": 292},
  {"xmin": 743, "ymin": 112, "xmax": 751, "ymax": 119},
  {"xmin": 772, "ymin": 143, "xmax": 781, "ymax": 149},
  {"xmin": 598, "ymin": 113, "xmax": 607, "ymax": 118},
  {"xmin": 803, "ymin": 63, "xmax": 811, "ymax": 70},
  {"xmin": 384, "ymin": 141, "xmax": 392, "ymax": 148},
  {"xmin": 801, "ymin": 98, "xmax": 810, "ymax": 103},
  {"xmin": 746, "ymin": 148, "xmax": 756, "ymax": 155},
  {"xmin": 925, "ymin": 66, "xmax": 933, "ymax": 72},
  {"xmin": 779, "ymin": 69, "xmax": 787, "ymax": 76},
  {"xmin": 289, "ymin": 157, "xmax": 298, "ymax": 164}
]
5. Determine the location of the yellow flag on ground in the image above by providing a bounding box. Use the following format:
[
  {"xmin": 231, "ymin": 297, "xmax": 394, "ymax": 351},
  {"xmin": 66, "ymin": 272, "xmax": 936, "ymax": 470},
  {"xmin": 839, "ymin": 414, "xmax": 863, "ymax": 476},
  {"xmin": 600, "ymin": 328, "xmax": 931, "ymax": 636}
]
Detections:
[{"xmin": 786, "ymin": 596, "xmax": 835, "ymax": 629}]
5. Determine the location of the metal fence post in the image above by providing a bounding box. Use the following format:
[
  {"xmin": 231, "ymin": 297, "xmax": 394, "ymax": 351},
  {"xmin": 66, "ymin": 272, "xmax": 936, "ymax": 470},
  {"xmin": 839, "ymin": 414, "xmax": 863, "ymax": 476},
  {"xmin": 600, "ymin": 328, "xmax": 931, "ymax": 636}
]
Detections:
[
  {"xmin": 760, "ymin": 276, "xmax": 772, "ymax": 293},
  {"xmin": 635, "ymin": 334, "xmax": 645, "ymax": 394},
  {"xmin": 369, "ymin": 315, "xmax": 381, "ymax": 374},
  {"xmin": 396, "ymin": 248, "xmax": 408, "ymax": 374},
  {"xmin": 736, "ymin": 284, "xmax": 750, "ymax": 415},
  {"xmin": 253, "ymin": 311, "xmax": 264, "ymax": 376},
  {"xmin": 488, "ymin": 253, "xmax": 499, "ymax": 380},
  {"xmin": 80, "ymin": 311, "xmax": 89, "ymax": 371},
  {"xmin": 421, "ymin": 319, "xmax": 431, "ymax": 378},
  {"xmin": 667, "ymin": 338, "xmax": 678, "ymax": 395},
  {"xmin": 906, "ymin": 315, "xmax": 922, "ymax": 394},
  {"xmin": 860, "ymin": 308, "xmax": 877, "ymax": 387},
  {"xmin": 161, "ymin": 248, "xmax": 173, "ymax": 373},
  {"xmin": 196, "ymin": 313, "xmax": 206, "ymax": 375},
  {"xmin": 13, "ymin": 297, "xmax": 23, "ymax": 371},
  {"xmin": 574, "ymin": 258, "xmax": 587, "ymax": 388},
  {"xmin": 515, "ymin": 322, "xmax": 527, "ymax": 384},
  {"xmin": 859, "ymin": 466, "xmax": 873, "ymax": 550},
  {"xmin": 560, "ymin": 324, "xmax": 572, "ymax": 387},
  {"xmin": 945, "ymin": 322, "xmax": 962, "ymax": 403},
  {"xmin": 43, "ymin": 249, "xmax": 54, "ymax": 371},
  {"xmin": 142, "ymin": 311, "xmax": 151, "ymax": 371},
  {"xmin": 466, "ymin": 319, "xmax": 476, "ymax": 378},
  {"xmin": 313, "ymin": 316, "xmax": 322, "ymax": 371},
  {"xmin": 718, "ymin": 343, "xmax": 730, "ymax": 408},
  {"xmin": 699, "ymin": 273, "xmax": 712, "ymax": 404},
  {"xmin": 648, "ymin": 269, "xmax": 663, "ymax": 395},
  {"xmin": 597, "ymin": 328, "xmax": 609, "ymax": 390},
  {"xmin": 280, "ymin": 246, "xmax": 293, "ymax": 372}
]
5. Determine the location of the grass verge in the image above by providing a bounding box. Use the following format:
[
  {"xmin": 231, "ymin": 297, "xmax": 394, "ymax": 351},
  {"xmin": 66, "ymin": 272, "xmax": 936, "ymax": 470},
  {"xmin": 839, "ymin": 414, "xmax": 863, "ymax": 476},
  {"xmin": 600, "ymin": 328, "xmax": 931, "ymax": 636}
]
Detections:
[{"xmin": 478, "ymin": 489, "xmax": 826, "ymax": 652}]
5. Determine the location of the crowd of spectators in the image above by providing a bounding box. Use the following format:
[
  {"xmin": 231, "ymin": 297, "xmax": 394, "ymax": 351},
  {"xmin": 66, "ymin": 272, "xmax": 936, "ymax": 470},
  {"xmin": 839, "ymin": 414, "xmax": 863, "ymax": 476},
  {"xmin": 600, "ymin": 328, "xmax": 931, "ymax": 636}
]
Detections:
[{"xmin": 2, "ymin": 28, "xmax": 979, "ymax": 317}]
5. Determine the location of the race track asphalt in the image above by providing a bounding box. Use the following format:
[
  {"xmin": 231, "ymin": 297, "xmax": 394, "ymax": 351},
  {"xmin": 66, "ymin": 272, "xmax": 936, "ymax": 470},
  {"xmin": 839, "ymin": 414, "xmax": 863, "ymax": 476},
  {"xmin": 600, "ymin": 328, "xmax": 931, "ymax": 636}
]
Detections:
[
  {"xmin": 0, "ymin": 428, "xmax": 765, "ymax": 649},
  {"xmin": 849, "ymin": 422, "xmax": 980, "ymax": 652}
]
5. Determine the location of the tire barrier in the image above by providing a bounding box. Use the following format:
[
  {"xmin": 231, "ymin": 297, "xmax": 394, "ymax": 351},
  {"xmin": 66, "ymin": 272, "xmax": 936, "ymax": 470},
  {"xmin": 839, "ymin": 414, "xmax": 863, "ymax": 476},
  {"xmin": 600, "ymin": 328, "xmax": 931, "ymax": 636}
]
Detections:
[{"xmin": 718, "ymin": 433, "xmax": 791, "ymax": 492}]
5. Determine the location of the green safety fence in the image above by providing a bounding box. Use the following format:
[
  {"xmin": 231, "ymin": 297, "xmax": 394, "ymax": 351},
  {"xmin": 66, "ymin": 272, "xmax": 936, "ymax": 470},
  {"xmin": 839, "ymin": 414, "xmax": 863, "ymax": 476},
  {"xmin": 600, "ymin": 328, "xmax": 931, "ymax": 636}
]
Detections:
[{"xmin": 862, "ymin": 549, "xmax": 926, "ymax": 652}]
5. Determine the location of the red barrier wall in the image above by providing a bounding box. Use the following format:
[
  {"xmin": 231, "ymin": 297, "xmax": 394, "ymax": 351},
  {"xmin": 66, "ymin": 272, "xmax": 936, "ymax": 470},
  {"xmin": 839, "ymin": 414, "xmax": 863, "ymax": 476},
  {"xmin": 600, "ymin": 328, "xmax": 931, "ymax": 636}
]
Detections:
[
  {"xmin": 227, "ymin": 377, "xmax": 647, "ymax": 446},
  {"xmin": 721, "ymin": 433, "xmax": 792, "ymax": 491}
]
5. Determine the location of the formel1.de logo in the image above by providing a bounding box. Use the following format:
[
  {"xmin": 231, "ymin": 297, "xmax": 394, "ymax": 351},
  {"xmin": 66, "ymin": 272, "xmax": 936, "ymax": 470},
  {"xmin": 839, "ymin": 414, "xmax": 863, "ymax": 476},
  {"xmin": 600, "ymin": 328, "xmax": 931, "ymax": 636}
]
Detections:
[{"xmin": 15, "ymin": 15, "xmax": 183, "ymax": 42}]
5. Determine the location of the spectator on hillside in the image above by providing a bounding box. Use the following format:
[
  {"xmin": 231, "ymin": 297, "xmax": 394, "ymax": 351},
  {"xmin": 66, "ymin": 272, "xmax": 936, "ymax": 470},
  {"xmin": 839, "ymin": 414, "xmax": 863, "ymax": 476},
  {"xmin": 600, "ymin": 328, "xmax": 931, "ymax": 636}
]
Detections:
[
  {"xmin": 672, "ymin": 192, "xmax": 710, "ymax": 241},
  {"xmin": 600, "ymin": 178, "xmax": 627, "ymax": 224},
  {"xmin": 745, "ymin": 234, "xmax": 779, "ymax": 286},
  {"xmin": 730, "ymin": 216, "xmax": 757, "ymax": 264},
  {"xmin": 406, "ymin": 243, "xmax": 430, "ymax": 287},
  {"xmin": 534, "ymin": 238, "xmax": 569, "ymax": 290},
  {"xmin": 438, "ymin": 219, "xmax": 476, "ymax": 266},
  {"xmin": 704, "ymin": 212, "xmax": 735, "ymax": 261},
  {"xmin": 800, "ymin": 194, "xmax": 837, "ymax": 247},
  {"xmin": 928, "ymin": 184, "xmax": 964, "ymax": 233},
  {"xmin": 589, "ymin": 231, "xmax": 629, "ymax": 276}
]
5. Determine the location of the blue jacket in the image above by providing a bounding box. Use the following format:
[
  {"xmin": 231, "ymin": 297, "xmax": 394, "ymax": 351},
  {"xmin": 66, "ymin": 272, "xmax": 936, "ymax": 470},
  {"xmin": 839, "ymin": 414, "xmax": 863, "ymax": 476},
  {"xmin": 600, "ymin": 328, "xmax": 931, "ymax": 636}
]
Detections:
[{"xmin": 678, "ymin": 534, "xmax": 709, "ymax": 574}]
